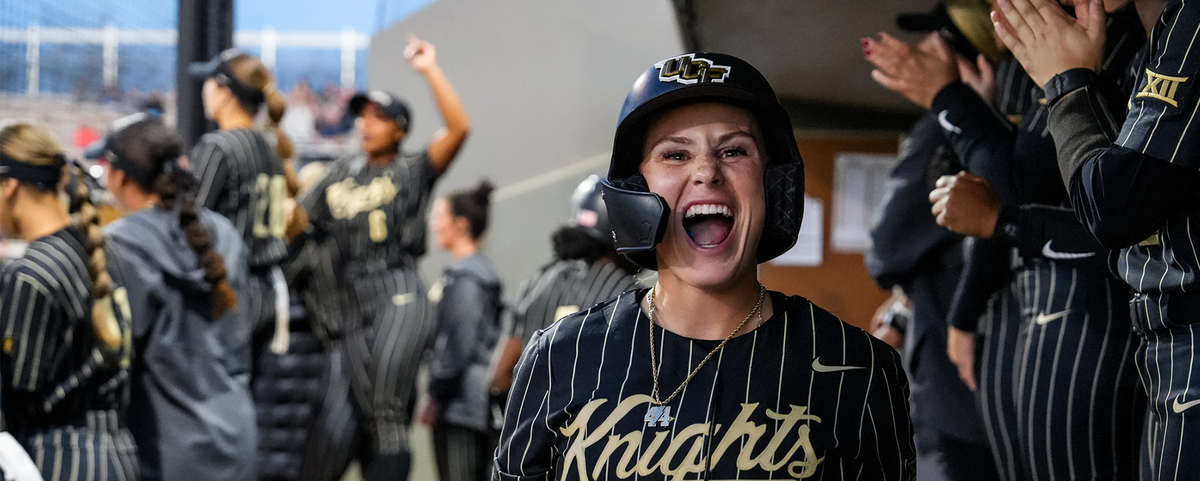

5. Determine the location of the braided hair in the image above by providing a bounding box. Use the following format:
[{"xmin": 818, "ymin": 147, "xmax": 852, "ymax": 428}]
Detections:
[
  {"xmin": 0, "ymin": 122, "xmax": 120, "ymax": 347},
  {"xmin": 107, "ymin": 117, "xmax": 238, "ymax": 316}
]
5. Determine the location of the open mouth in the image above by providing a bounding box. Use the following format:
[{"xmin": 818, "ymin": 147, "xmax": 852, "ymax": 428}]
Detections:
[{"xmin": 683, "ymin": 204, "xmax": 733, "ymax": 248}]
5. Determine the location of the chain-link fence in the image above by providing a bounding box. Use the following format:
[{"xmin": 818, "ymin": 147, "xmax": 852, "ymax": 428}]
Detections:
[{"xmin": 0, "ymin": 0, "xmax": 368, "ymax": 159}]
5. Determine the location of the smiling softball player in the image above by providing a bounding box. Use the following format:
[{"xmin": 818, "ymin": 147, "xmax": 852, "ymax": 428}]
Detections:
[{"xmin": 494, "ymin": 53, "xmax": 914, "ymax": 480}]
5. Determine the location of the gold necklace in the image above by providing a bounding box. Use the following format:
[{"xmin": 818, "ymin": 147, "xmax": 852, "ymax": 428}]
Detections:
[{"xmin": 646, "ymin": 283, "xmax": 766, "ymax": 407}]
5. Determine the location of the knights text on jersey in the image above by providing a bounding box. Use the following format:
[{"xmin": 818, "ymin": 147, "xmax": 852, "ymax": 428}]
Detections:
[
  {"xmin": 495, "ymin": 290, "xmax": 915, "ymax": 480},
  {"xmin": 191, "ymin": 128, "xmax": 289, "ymax": 268}
]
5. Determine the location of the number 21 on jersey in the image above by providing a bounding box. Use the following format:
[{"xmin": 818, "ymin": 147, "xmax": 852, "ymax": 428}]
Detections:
[{"xmin": 253, "ymin": 174, "xmax": 287, "ymax": 239}]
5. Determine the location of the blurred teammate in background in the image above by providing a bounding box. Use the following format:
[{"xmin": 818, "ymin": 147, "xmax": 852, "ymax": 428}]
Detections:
[
  {"xmin": 0, "ymin": 121, "xmax": 137, "ymax": 481},
  {"xmin": 420, "ymin": 180, "xmax": 502, "ymax": 481},
  {"xmin": 297, "ymin": 34, "xmax": 469, "ymax": 481},
  {"xmin": 488, "ymin": 175, "xmax": 641, "ymax": 404},
  {"xmin": 865, "ymin": 6, "xmax": 1000, "ymax": 479},
  {"xmin": 190, "ymin": 49, "xmax": 298, "ymax": 352},
  {"xmin": 869, "ymin": 0, "xmax": 1148, "ymax": 479},
  {"xmin": 102, "ymin": 115, "xmax": 257, "ymax": 481}
]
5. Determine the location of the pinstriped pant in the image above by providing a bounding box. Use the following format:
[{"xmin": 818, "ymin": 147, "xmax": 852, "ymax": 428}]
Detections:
[
  {"xmin": 245, "ymin": 269, "xmax": 279, "ymax": 333},
  {"xmin": 339, "ymin": 266, "xmax": 433, "ymax": 479},
  {"xmin": 1130, "ymin": 291, "xmax": 1200, "ymax": 481},
  {"xmin": 1010, "ymin": 262, "xmax": 1142, "ymax": 480},
  {"xmin": 432, "ymin": 421, "xmax": 493, "ymax": 481},
  {"xmin": 298, "ymin": 347, "xmax": 363, "ymax": 481},
  {"xmin": 22, "ymin": 411, "xmax": 139, "ymax": 481},
  {"xmin": 975, "ymin": 286, "xmax": 1026, "ymax": 481}
]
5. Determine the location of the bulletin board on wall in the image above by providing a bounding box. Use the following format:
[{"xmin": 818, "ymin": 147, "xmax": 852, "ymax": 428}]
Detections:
[{"xmin": 761, "ymin": 134, "xmax": 901, "ymax": 331}]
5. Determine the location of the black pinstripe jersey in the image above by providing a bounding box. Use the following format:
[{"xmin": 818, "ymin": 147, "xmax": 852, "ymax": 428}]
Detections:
[
  {"xmin": 301, "ymin": 150, "xmax": 438, "ymax": 268},
  {"xmin": 191, "ymin": 128, "xmax": 289, "ymax": 268},
  {"xmin": 509, "ymin": 259, "xmax": 639, "ymax": 344},
  {"xmin": 284, "ymin": 229, "xmax": 350, "ymax": 339},
  {"xmin": 495, "ymin": 290, "xmax": 915, "ymax": 481},
  {"xmin": 0, "ymin": 227, "xmax": 130, "ymax": 435},
  {"xmin": 1111, "ymin": 1, "xmax": 1200, "ymax": 292}
]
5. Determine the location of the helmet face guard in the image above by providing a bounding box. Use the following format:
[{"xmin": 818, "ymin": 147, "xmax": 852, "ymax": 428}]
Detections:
[{"xmin": 602, "ymin": 53, "xmax": 805, "ymax": 270}]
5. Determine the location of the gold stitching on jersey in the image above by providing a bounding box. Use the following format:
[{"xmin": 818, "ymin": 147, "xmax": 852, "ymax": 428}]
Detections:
[
  {"xmin": 1137, "ymin": 69, "xmax": 1189, "ymax": 107},
  {"xmin": 559, "ymin": 395, "xmax": 824, "ymax": 479},
  {"xmin": 324, "ymin": 176, "xmax": 399, "ymax": 220}
]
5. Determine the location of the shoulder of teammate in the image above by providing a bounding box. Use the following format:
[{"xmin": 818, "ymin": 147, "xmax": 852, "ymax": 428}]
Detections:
[
  {"xmin": 1119, "ymin": 0, "xmax": 1200, "ymax": 165},
  {"xmin": 105, "ymin": 208, "xmax": 247, "ymax": 285},
  {"xmin": 0, "ymin": 238, "xmax": 77, "ymax": 300},
  {"xmin": 403, "ymin": 146, "xmax": 441, "ymax": 186},
  {"xmin": 530, "ymin": 289, "xmax": 640, "ymax": 357},
  {"xmin": 189, "ymin": 131, "xmax": 238, "ymax": 209},
  {"xmin": 189, "ymin": 130, "xmax": 235, "ymax": 171}
]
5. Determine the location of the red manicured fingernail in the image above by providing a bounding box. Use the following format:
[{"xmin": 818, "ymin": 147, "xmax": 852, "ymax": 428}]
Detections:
[
  {"xmin": 864, "ymin": 47, "xmax": 871, "ymax": 56},
  {"xmin": 861, "ymin": 38, "xmax": 869, "ymax": 47}
]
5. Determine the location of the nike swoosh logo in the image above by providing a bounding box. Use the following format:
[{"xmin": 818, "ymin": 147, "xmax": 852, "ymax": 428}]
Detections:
[
  {"xmin": 1174, "ymin": 397, "xmax": 1200, "ymax": 413},
  {"xmin": 937, "ymin": 110, "xmax": 962, "ymax": 134},
  {"xmin": 812, "ymin": 357, "xmax": 865, "ymax": 373},
  {"xmin": 1035, "ymin": 310, "xmax": 1071, "ymax": 325},
  {"xmin": 1041, "ymin": 240, "xmax": 1096, "ymax": 260}
]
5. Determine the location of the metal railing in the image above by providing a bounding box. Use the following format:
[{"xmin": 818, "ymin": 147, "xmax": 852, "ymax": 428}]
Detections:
[{"xmin": 0, "ymin": 25, "xmax": 371, "ymax": 96}]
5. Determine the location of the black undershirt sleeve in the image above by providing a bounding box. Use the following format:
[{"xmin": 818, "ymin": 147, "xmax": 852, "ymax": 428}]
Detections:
[
  {"xmin": 946, "ymin": 238, "xmax": 1011, "ymax": 332},
  {"xmin": 930, "ymin": 82, "xmax": 1023, "ymax": 203},
  {"xmin": 1048, "ymin": 76, "xmax": 1200, "ymax": 249}
]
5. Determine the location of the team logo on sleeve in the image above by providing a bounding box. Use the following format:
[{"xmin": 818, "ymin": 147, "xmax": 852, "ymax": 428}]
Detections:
[
  {"xmin": 655, "ymin": 55, "xmax": 731, "ymax": 85},
  {"xmin": 1137, "ymin": 69, "xmax": 1189, "ymax": 107}
]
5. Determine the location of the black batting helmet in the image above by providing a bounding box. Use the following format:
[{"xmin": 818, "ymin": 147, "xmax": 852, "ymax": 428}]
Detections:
[
  {"xmin": 568, "ymin": 175, "xmax": 611, "ymax": 245},
  {"xmin": 600, "ymin": 52, "xmax": 804, "ymax": 269}
]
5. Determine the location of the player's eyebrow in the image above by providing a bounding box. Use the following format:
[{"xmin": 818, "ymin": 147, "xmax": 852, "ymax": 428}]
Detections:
[
  {"xmin": 652, "ymin": 136, "xmax": 695, "ymax": 147},
  {"xmin": 715, "ymin": 131, "xmax": 756, "ymax": 144}
]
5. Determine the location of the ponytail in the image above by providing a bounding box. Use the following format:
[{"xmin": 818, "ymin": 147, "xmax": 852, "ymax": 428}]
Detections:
[
  {"xmin": 264, "ymin": 86, "xmax": 296, "ymax": 167},
  {"xmin": 225, "ymin": 53, "xmax": 297, "ymax": 189},
  {"xmin": 446, "ymin": 179, "xmax": 495, "ymax": 240},
  {"xmin": 108, "ymin": 116, "xmax": 238, "ymax": 317},
  {"xmin": 155, "ymin": 164, "xmax": 238, "ymax": 317}
]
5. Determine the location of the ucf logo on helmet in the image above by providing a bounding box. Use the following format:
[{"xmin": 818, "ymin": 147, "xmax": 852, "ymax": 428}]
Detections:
[{"xmin": 656, "ymin": 55, "xmax": 731, "ymax": 85}]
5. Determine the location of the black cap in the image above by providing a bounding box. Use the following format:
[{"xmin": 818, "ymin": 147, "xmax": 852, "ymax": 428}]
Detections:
[
  {"xmin": 188, "ymin": 49, "xmax": 266, "ymax": 107},
  {"xmin": 897, "ymin": 1, "xmax": 1000, "ymax": 63},
  {"xmin": 188, "ymin": 48, "xmax": 243, "ymax": 80},
  {"xmin": 349, "ymin": 91, "xmax": 411, "ymax": 132}
]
